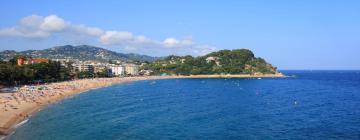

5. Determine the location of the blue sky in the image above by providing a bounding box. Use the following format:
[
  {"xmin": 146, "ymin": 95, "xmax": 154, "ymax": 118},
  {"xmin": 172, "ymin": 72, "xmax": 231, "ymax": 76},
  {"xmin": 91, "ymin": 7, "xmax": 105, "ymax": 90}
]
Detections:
[{"xmin": 0, "ymin": 0, "xmax": 359, "ymax": 70}]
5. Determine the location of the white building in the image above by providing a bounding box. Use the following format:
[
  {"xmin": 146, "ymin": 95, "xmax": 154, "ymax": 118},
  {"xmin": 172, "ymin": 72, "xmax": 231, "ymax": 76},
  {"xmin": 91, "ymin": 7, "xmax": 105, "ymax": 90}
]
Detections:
[
  {"xmin": 139, "ymin": 70, "xmax": 153, "ymax": 76},
  {"xmin": 72, "ymin": 64, "xmax": 94, "ymax": 73},
  {"xmin": 110, "ymin": 65, "xmax": 125, "ymax": 76}
]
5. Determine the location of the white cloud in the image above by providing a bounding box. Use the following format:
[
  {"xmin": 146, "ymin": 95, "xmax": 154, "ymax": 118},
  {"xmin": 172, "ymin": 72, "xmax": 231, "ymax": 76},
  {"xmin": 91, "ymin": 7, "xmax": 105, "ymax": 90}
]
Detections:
[
  {"xmin": 99, "ymin": 31, "xmax": 133, "ymax": 45},
  {"xmin": 72, "ymin": 25, "xmax": 104, "ymax": 36},
  {"xmin": 0, "ymin": 14, "xmax": 101, "ymax": 38},
  {"xmin": 99, "ymin": 31, "xmax": 155, "ymax": 45},
  {"xmin": 39, "ymin": 15, "xmax": 66, "ymax": 32},
  {"xmin": 163, "ymin": 38, "xmax": 179, "ymax": 47},
  {"xmin": 0, "ymin": 15, "xmax": 53, "ymax": 38},
  {"xmin": 0, "ymin": 27, "xmax": 49, "ymax": 38},
  {"xmin": 163, "ymin": 37, "xmax": 194, "ymax": 47},
  {"xmin": 0, "ymin": 14, "xmax": 217, "ymax": 56},
  {"xmin": 20, "ymin": 15, "xmax": 43, "ymax": 28}
]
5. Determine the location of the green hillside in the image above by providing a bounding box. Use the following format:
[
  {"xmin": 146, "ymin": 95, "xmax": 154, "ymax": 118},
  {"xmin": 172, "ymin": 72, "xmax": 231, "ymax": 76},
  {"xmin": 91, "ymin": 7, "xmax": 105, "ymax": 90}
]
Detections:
[{"xmin": 143, "ymin": 49, "xmax": 278, "ymax": 75}]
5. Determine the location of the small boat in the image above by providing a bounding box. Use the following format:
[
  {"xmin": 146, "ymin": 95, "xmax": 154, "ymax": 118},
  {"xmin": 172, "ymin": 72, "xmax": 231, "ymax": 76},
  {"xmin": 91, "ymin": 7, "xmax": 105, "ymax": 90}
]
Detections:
[{"xmin": 257, "ymin": 78, "xmax": 262, "ymax": 79}]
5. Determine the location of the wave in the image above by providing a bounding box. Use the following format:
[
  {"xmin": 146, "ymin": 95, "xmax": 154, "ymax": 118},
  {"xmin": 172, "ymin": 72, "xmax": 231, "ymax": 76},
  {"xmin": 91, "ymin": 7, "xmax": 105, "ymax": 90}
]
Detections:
[{"xmin": 14, "ymin": 119, "xmax": 29, "ymax": 128}]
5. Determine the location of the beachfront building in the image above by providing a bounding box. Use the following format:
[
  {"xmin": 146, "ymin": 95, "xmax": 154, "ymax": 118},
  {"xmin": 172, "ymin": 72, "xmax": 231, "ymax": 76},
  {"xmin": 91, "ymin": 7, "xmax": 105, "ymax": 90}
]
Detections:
[
  {"xmin": 125, "ymin": 64, "xmax": 139, "ymax": 76},
  {"xmin": 92, "ymin": 63, "xmax": 108, "ymax": 73},
  {"xmin": 109, "ymin": 60, "xmax": 123, "ymax": 65},
  {"xmin": 17, "ymin": 57, "xmax": 49, "ymax": 66},
  {"xmin": 52, "ymin": 59, "xmax": 75, "ymax": 69},
  {"xmin": 139, "ymin": 69, "xmax": 153, "ymax": 76},
  {"xmin": 17, "ymin": 57, "xmax": 28, "ymax": 65},
  {"xmin": 31, "ymin": 58, "xmax": 49, "ymax": 64},
  {"xmin": 110, "ymin": 65, "xmax": 125, "ymax": 76},
  {"xmin": 72, "ymin": 64, "xmax": 94, "ymax": 73}
]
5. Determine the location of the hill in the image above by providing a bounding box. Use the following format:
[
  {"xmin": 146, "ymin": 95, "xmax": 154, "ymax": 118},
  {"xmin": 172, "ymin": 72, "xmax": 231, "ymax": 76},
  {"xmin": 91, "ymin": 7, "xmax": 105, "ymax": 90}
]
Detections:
[
  {"xmin": 0, "ymin": 45, "xmax": 160, "ymax": 62},
  {"xmin": 143, "ymin": 49, "xmax": 279, "ymax": 75}
]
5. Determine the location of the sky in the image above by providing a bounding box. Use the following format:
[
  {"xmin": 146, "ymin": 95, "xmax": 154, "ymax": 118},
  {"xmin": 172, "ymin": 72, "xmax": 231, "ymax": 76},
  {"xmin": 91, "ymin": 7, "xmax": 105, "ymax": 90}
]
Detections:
[{"xmin": 0, "ymin": 0, "xmax": 359, "ymax": 70}]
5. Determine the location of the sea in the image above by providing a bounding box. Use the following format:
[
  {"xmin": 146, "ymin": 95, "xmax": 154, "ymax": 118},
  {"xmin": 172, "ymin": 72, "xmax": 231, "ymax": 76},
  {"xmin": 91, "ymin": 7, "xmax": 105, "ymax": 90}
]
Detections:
[{"xmin": 8, "ymin": 71, "xmax": 360, "ymax": 140}]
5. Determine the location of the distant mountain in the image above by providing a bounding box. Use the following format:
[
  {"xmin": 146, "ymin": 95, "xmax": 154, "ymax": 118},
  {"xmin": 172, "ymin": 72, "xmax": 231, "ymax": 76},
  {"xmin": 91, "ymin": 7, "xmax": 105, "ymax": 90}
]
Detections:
[{"xmin": 0, "ymin": 45, "xmax": 161, "ymax": 62}]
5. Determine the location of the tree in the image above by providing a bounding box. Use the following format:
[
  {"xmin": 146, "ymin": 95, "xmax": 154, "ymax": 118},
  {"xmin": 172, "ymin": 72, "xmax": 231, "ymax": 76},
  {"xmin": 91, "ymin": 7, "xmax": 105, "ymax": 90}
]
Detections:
[
  {"xmin": 95, "ymin": 69, "xmax": 108, "ymax": 78},
  {"xmin": 77, "ymin": 71, "xmax": 94, "ymax": 79},
  {"xmin": 0, "ymin": 57, "xmax": 73, "ymax": 86}
]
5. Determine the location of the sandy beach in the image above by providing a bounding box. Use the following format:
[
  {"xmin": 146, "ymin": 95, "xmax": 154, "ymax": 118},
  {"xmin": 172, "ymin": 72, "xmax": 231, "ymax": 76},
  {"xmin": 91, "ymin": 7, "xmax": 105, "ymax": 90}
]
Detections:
[{"xmin": 0, "ymin": 73, "xmax": 283, "ymax": 136}]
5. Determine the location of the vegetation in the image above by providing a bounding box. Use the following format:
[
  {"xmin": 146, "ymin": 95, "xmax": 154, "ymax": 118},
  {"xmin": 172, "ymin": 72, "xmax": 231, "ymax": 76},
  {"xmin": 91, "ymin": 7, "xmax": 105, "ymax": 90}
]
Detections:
[
  {"xmin": 0, "ymin": 56, "xmax": 111, "ymax": 86},
  {"xmin": 142, "ymin": 49, "xmax": 278, "ymax": 75},
  {"xmin": 0, "ymin": 58, "xmax": 71, "ymax": 86}
]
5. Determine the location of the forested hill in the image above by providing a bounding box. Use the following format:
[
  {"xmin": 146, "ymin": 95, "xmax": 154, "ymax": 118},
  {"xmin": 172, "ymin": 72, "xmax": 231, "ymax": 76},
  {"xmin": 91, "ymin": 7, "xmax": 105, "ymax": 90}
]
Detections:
[
  {"xmin": 0, "ymin": 45, "xmax": 160, "ymax": 62},
  {"xmin": 143, "ymin": 49, "xmax": 279, "ymax": 75}
]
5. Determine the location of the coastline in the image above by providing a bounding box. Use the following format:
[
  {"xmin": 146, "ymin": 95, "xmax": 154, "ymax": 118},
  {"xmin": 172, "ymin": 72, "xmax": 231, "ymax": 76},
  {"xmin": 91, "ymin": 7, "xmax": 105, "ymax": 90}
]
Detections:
[
  {"xmin": 181, "ymin": 73, "xmax": 284, "ymax": 78},
  {"xmin": 0, "ymin": 73, "xmax": 284, "ymax": 136}
]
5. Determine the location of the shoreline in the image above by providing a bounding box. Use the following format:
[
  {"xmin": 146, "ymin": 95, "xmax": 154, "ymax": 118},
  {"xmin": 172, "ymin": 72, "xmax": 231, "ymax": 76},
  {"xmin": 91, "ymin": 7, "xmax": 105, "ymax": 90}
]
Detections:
[
  {"xmin": 0, "ymin": 73, "xmax": 284, "ymax": 136},
  {"xmin": 180, "ymin": 73, "xmax": 284, "ymax": 78}
]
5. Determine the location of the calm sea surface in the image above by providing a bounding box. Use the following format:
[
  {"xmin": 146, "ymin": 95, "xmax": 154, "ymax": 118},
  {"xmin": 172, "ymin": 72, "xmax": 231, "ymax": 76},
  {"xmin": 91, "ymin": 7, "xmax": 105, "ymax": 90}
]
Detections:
[{"xmin": 9, "ymin": 71, "xmax": 360, "ymax": 140}]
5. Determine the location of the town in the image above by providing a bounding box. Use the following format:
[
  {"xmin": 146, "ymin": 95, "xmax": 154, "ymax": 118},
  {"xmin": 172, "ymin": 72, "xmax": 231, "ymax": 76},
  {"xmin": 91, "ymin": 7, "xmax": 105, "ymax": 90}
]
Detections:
[
  {"xmin": 16, "ymin": 56, "xmax": 153, "ymax": 77},
  {"xmin": 0, "ymin": 55, "xmax": 156, "ymax": 87}
]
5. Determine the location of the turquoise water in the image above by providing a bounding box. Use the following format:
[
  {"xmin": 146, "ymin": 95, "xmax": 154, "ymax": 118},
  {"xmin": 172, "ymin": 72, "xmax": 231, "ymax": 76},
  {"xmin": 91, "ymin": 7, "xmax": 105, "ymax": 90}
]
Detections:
[{"xmin": 9, "ymin": 71, "xmax": 360, "ymax": 140}]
